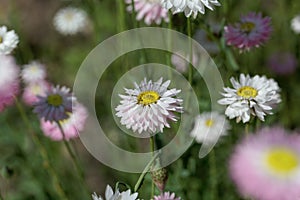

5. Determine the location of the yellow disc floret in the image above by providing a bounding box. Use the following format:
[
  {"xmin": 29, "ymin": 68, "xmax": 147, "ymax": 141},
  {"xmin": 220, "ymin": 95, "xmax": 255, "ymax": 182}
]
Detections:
[
  {"xmin": 266, "ymin": 147, "xmax": 299, "ymax": 174},
  {"xmin": 47, "ymin": 94, "xmax": 63, "ymax": 107},
  {"xmin": 137, "ymin": 91, "xmax": 160, "ymax": 106},
  {"xmin": 237, "ymin": 86, "xmax": 258, "ymax": 98}
]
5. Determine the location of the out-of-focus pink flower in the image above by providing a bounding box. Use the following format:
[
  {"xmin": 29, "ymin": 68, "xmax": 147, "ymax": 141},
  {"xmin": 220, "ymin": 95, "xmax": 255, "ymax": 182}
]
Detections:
[
  {"xmin": 0, "ymin": 55, "xmax": 19, "ymax": 112},
  {"xmin": 40, "ymin": 103, "xmax": 88, "ymax": 141},
  {"xmin": 171, "ymin": 51, "xmax": 199, "ymax": 73},
  {"xmin": 267, "ymin": 52, "xmax": 298, "ymax": 75},
  {"xmin": 154, "ymin": 191, "xmax": 181, "ymax": 200},
  {"xmin": 125, "ymin": 0, "xmax": 169, "ymax": 25},
  {"xmin": 229, "ymin": 127, "xmax": 300, "ymax": 200},
  {"xmin": 22, "ymin": 81, "xmax": 50, "ymax": 106},
  {"xmin": 225, "ymin": 12, "xmax": 272, "ymax": 52}
]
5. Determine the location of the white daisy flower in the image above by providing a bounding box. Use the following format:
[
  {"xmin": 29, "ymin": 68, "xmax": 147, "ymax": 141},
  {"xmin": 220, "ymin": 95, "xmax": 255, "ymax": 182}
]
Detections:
[
  {"xmin": 190, "ymin": 111, "xmax": 230, "ymax": 144},
  {"xmin": 92, "ymin": 185, "xmax": 138, "ymax": 200},
  {"xmin": 21, "ymin": 61, "xmax": 47, "ymax": 84},
  {"xmin": 161, "ymin": 0, "xmax": 220, "ymax": 18},
  {"xmin": 115, "ymin": 77, "xmax": 183, "ymax": 134},
  {"xmin": 0, "ymin": 26, "xmax": 19, "ymax": 55},
  {"xmin": 218, "ymin": 74, "xmax": 281, "ymax": 123},
  {"xmin": 53, "ymin": 7, "xmax": 88, "ymax": 35},
  {"xmin": 291, "ymin": 14, "xmax": 300, "ymax": 34}
]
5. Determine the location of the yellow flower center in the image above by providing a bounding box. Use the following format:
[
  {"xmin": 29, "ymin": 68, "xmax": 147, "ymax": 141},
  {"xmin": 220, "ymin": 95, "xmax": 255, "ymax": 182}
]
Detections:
[
  {"xmin": 241, "ymin": 22, "xmax": 256, "ymax": 33},
  {"xmin": 266, "ymin": 147, "xmax": 299, "ymax": 174},
  {"xmin": 47, "ymin": 94, "xmax": 63, "ymax": 107},
  {"xmin": 205, "ymin": 119, "xmax": 214, "ymax": 127},
  {"xmin": 137, "ymin": 91, "xmax": 160, "ymax": 106},
  {"xmin": 237, "ymin": 86, "xmax": 258, "ymax": 98}
]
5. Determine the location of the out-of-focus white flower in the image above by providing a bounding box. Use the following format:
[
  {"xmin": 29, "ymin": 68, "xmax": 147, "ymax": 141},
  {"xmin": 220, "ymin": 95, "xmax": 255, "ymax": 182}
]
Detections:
[
  {"xmin": 0, "ymin": 26, "xmax": 19, "ymax": 55},
  {"xmin": 291, "ymin": 14, "xmax": 300, "ymax": 34},
  {"xmin": 22, "ymin": 61, "xmax": 47, "ymax": 84},
  {"xmin": 190, "ymin": 111, "xmax": 230, "ymax": 144},
  {"xmin": 53, "ymin": 7, "xmax": 88, "ymax": 35}
]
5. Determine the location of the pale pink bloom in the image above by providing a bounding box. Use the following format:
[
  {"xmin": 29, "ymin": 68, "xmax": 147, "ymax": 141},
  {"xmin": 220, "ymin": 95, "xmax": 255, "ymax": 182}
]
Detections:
[
  {"xmin": 0, "ymin": 55, "xmax": 19, "ymax": 112},
  {"xmin": 125, "ymin": 0, "xmax": 169, "ymax": 25},
  {"xmin": 22, "ymin": 81, "xmax": 50, "ymax": 106},
  {"xmin": 154, "ymin": 191, "xmax": 181, "ymax": 200},
  {"xmin": 225, "ymin": 12, "xmax": 272, "ymax": 52},
  {"xmin": 229, "ymin": 127, "xmax": 300, "ymax": 200},
  {"xmin": 171, "ymin": 51, "xmax": 199, "ymax": 73},
  {"xmin": 40, "ymin": 103, "xmax": 88, "ymax": 141}
]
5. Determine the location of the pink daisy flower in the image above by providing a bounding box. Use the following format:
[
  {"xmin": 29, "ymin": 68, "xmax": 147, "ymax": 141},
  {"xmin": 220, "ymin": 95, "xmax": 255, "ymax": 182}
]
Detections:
[
  {"xmin": 267, "ymin": 52, "xmax": 298, "ymax": 75},
  {"xmin": 125, "ymin": 0, "xmax": 169, "ymax": 25},
  {"xmin": 40, "ymin": 103, "xmax": 88, "ymax": 141},
  {"xmin": 229, "ymin": 127, "xmax": 300, "ymax": 200},
  {"xmin": 225, "ymin": 12, "xmax": 272, "ymax": 52},
  {"xmin": 22, "ymin": 81, "xmax": 50, "ymax": 106},
  {"xmin": 0, "ymin": 55, "xmax": 20, "ymax": 112},
  {"xmin": 154, "ymin": 191, "xmax": 181, "ymax": 200}
]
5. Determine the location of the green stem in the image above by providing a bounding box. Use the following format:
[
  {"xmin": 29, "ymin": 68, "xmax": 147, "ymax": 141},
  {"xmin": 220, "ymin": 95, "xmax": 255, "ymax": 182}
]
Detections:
[
  {"xmin": 245, "ymin": 123, "xmax": 249, "ymax": 136},
  {"xmin": 209, "ymin": 150, "xmax": 218, "ymax": 199},
  {"xmin": 118, "ymin": 0, "xmax": 126, "ymax": 32},
  {"xmin": 14, "ymin": 98, "xmax": 68, "ymax": 200},
  {"xmin": 56, "ymin": 122, "xmax": 88, "ymax": 192},
  {"xmin": 150, "ymin": 136, "xmax": 155, "ymax": 198},
  {"xmin": 134, "ymin": 149, "xmax": 160, "ymax": 192},
  {"xmin": 0, "ymin": 189, "xmax": 3, "ymax": 200}
]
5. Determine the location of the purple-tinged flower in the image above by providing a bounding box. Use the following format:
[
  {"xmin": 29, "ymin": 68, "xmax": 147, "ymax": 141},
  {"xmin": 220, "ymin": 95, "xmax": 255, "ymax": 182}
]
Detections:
[
  {"xmin": 125, "ymin": 0, "xmax": 169, "ymax": 25},
  {"xmin": 154, "ymin": 191, "xmax": 181, "ymax": 200},
  {"xmin": 225, "ymin": 12, "xmax": 272, "ymax": 52},
  {"xmin": 0, "ymin": 55, "xmax": 20, "ymax": 112},
  {"xmin": 33, "ymin": 85, "xmax": 75, "ymax": 122},
  {"xmin": 267, "ymin": 52, "xmax": 298, "ymax": 75},
  {"xmin": 229, "ymin": 127, "xmax": 300, "ymax": 200},
  {"xmin": 40, "ymin": 103, "xmax": 88, "ymax": 141}
]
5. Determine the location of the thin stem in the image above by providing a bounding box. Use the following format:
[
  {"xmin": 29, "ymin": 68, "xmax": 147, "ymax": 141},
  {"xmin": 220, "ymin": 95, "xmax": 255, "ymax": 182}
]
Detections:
[
  {"xmin": 134, "ymin": 150, "xmax": 160, "ymax": 192},
  {"xmin": 245, "ymin": 123, "xmax": 249, "ymax": 136},
  {"xmin": 150, "ymin": 136, "xmax": 155, "ymax": 198},
  {"xmin": 0, "ymin": 189, "xmax": 4, "ymax": 200},
  {"xmin": 14, "ymin": 98, "xmax": 68, "ymax": 200},
  {"xmin": 209, "ymin": 150, "xmax": 218, "ymax": 199},
  {"xmin": 56, "ymin": 123, "xmax": 85, "ymax": 179}
]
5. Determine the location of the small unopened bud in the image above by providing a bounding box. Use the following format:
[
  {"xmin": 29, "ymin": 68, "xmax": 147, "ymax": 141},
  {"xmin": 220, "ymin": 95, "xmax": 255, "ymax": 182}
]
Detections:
[{"xmin": 151, "ymin": 167, "xmax": 168, "ymax": 191}]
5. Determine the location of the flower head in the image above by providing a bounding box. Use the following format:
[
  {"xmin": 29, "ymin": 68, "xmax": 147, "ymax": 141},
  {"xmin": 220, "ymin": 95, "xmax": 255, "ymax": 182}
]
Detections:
[
  {"xmin": 125, "ymin": 0, "xmax": 169, "ymax": 25},
  {"xmin": 40, "ymin": 103, "xmax": 88, "ymax": 141},
  {"xmin": 190, "ymin": 111, "xmax": 230, "ymax": 144},
  {"xmin": 0, "ymin": 26, "xmax": 19, "ymax": 55},
  {"xmin": 92, "ymin": 185, "xmax": 138, "ymax": 200},
  {"xmin": 153, "ymin": 191, "xmax": 181, "ymax": 200},
  {"xmin": 33, "ymin": 85, "xmax": 74, "ymax": 122},
  {"xmin": 115, "ymin": 77, "xmax": 183, "ymax": 134},
  {"xmin": 22, "ymin": 61, "xmax": 47, "ymax": 84},
  {"xmin": 53, "ymin": 7, "xmax": 88, "ymax": 35},
  {"xmin": 0, "ymin": 55, "xmax": 19, "ymax": 112},
  {"xmin": 291, "ymin": 14, "xmax": 300, "ymax": 34},
  {"xmin": 171, "ymin": 50, "xmax": 199, "ymax": 73},
  {"xmin": 22, "ymin": 81, "xmax": 50, "ymax": 106},
  {"xmin": 225, "ymin": 12, "xmax": 272, "ymax": 52},
  {"xmin": 229, "ymin": 127, "xmax": 300, "ymax": 200},
  {"xmin": 161, "ymin": 0, "xmax": 220, "ymax": 18},
  {"xmin": 218, "ymin": 74, "xmax": 281, "ymax": 123},
  {"xmin": 267, "ymin": 52, "xmax": 298, "ymax": 75}
]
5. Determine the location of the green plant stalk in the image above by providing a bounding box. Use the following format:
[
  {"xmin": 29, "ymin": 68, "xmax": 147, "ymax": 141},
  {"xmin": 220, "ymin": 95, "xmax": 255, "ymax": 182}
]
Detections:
[
  {"xmin": 0, "ymin": 189, "xmax": 3, "ymax": 200},
  {"xmin": 150, "ymin": 136, "xmax": 155, "ymax": 198},
  {"xmin": 14, "ymin": 98, "xmax": 68, "ymax": 200},
  {"xmin": 56, "ymin": 122, "xmax": 90, "ymax": 196},
  {"xmin": 209, "ymin": 150, "xmax": 218, "ymax": 199},
  {"xmin": 134, "ymin": 148, "xmax": 160, "ymax": 192}
]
